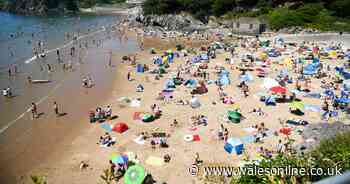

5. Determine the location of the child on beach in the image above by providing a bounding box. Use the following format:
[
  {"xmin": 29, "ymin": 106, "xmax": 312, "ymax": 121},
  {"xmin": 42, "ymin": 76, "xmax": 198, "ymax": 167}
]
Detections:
[{"xmin": 30, "ymin": 102, "xmax": 38, "ymax": 119}]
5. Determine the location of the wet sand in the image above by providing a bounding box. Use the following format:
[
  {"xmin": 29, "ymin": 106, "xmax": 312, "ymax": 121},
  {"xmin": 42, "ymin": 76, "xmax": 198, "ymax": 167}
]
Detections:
[{"xmin": 0, "ymin": 31, "xmax": 139, "ymax": 183}]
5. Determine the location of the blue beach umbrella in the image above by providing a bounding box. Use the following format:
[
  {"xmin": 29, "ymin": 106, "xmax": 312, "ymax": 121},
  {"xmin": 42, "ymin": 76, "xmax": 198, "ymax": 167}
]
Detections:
[{"xmin": 112, "ymin": 155, "xmax": 129, "ymax": 164}]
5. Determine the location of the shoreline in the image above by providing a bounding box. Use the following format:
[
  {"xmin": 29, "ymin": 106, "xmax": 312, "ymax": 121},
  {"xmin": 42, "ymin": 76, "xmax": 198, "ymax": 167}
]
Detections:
[{"xmin": 0, "ymin": 25, "xmax": 139, "ymax": 183}]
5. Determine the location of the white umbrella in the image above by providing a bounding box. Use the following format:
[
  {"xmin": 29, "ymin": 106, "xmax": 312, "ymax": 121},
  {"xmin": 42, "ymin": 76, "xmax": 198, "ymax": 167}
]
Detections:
[{"xmin": 261, "ymin": 78, "xmax": 279, "ymax": 89}]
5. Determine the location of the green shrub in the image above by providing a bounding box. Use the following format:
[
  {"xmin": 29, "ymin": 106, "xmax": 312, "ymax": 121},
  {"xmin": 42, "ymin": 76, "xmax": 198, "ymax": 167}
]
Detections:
[{"xmin": 231, "ymin": 131, "xmax": 350, "ymax": 184}]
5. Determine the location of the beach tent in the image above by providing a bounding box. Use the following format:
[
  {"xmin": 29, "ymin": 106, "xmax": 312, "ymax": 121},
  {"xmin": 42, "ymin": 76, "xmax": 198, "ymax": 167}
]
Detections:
[
  {"xmin": 268, "ymin": 49, "xmax": 281, "ymax": 57},
  {"xmin": 324, "ymin": 89, "xmax": 335, "ymax": 99},
  {"xmin": 303, "ymin": 63, "xmax": 318, "ymax": 75},
  {"xmin": 262, "ymin": 78, "xmax": 279, "ymax": 89},
  {"xmin": 184, "ymin": 79, "xmax": 197, "ymax": 88},
  {"xmin": 112, "ymin": 122, "xmax": 129, "ymax": 133},
  {"xmin": 228, "ymin": 111, "xmax": 242, "ymax": 123},
  {"xmin": 343, "ymin": 80, "xmax": 350, "ymax": 90},
  {"xmin": 335, "ymin": 67, "xmax": 350, "ymax": 80},
  {"xmin": 153, "ymin": 57, "xmax": 163, "ymax": 65},
  {"xmin": 164, "ymin": 79, "xmax": 175, "ymax": 90},
  {"xmin": 265, "ymin": 95, "xmax": 276, "ymax": 106},
  {"xmin": 200, "ymin": 54, "xmax": 209, "ymax": 61},
  {"xmin": 142, "ymin": 113, "xmax": 155, "ymax": 122},
  {"xmin": 136, "ymin": 64, "xmax": 144, "ymax": 73},
  {"xmin": 335, "ymin": 98, "xmax": 350, "ymax": 104},
  {"xmin": 124, "ymin": 164, "xmax": 146, "ymax": 184},
  {"xmin": 224, "ymin": 138, "xmax": 244, "ymax": 155},
  {"xmin": 218, "ymin": 70, "xmax": 231, "ymax": 86},
  {"xmin": 190, "ymin": 97, "xmax": 201, "ymax": 108}
]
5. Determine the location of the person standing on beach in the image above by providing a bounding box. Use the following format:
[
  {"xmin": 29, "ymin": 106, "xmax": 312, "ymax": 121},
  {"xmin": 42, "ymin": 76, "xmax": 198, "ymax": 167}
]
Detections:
[
  {"xmin": 30, "ymin": 102, "xmax": 38, "ymax": 119},
  {"xmin": 8, "ymin": 68, "xmax": 12, "ymax": 77},
  {"xmin": 53, "ymin": 101, "xmax": 59, "ymax": 117},
  {"xmin": 56, "ymin": 49, "xmax": 60, "ymax": 61},
  {"xmin": 108, "ymin": 50, "xmax": 112, "ymax": 67},
  {"xmin": 127, "ymin": 72, "xmax": 131, "ymax": 81}
]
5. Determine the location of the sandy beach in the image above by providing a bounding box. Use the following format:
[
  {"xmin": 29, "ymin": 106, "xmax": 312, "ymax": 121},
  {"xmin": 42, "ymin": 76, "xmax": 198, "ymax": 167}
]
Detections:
[
  {"xmin": 1, "ymin": 24, "xmax": 350, "ymax": 184},
  {"xmin": 3, "ymin": 28, "xmax": 344, "ymax": 183}
]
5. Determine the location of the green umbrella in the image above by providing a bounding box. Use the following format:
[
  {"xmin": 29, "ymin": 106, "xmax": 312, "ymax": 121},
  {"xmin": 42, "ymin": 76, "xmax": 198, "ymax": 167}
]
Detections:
[
  {"xmin": 124, "ymin": 164, "xmax": 146, "ymax": 184},
  {"xmin": 228, "ymin": 111, "xmax": 241, "ymax": 123},
  {"xmin": 289, "ymin": 101, "xmax": 304, "ymax": 111}
]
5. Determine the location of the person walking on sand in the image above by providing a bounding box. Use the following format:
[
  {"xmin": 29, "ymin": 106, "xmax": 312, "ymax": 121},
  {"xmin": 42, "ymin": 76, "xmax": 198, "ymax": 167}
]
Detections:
[
  {"xmin": 30, "ymin": 102, "xmax": 38, "ymax": 119},
  {"xmin": 8, "ymin": 68, "xmax": 11, "ymax": 77},
  {"xmin": 127, "ymin": 72, "xmax": 131, "ymax": 81},
  {"xmin": 53, "ymin": 101, "xmax": 59, "ymax": 117},
  {"xmin": 108, "ymin": 50, "xmax": 112, "ymax": 67}
]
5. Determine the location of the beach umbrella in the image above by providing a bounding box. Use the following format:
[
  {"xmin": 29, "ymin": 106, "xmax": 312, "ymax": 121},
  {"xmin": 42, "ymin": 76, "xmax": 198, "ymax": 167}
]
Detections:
[
  {"xmin": 262, "ymin": 78, "xmax": 279, "ymax": 89},
  {"xmin": 112, "ymin": 155, "xmax": 129, "ymax": 164},
  {"xmin": 270, "ymin": 86, "xmax": 287, "ymax": 94},
  {"xmin": 335, "ymin": 98, "xmax": 350, "ymax": 104},
  {"xmin": 279, "ymin": 127, "xmax": 292, "ymax": 136},
  {"xmin": 228, "ymin": 111, "xmax": 241, "ymax": 123},
  {"xmin": 124, "ymin": 164, "xmax": 146, "ymax": 184},
  {"xmin": 239, "ymin": 74, "xmax": 253, "ymax": 82},
  {"xmin": 112, "ymin": 122, "xmax": 129, "ymax": 133},
  {"xmin": 283, "ymin": 58, "xmax": 293, "ymax": 67},
  {"xmin": 289, "ymin": 101, "xmax": 305, "ymax": 111}
]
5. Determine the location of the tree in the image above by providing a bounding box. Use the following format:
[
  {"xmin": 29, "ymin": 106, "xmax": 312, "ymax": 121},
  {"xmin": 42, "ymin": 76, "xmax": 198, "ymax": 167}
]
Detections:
[
  {"xmin": 65, "ymin": 0, "xmax": 78, "ymax": 11},
  {"xmin": 212, "ymin": 0, "xmax": 236, "ymax": 16}
]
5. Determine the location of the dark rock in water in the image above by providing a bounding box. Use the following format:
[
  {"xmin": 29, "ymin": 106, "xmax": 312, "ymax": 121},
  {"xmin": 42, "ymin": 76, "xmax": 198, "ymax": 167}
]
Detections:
[
  {"xmin": 133, "ymin": 14, "xmax": 205, "ymax": 33},
  {"xmin": 298, "ymin": 122, "xmax": 350, "ymax": 150}
]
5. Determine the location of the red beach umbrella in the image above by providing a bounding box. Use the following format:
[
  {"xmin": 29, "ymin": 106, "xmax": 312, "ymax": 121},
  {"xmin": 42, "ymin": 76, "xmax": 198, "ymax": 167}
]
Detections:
[
  {"xmin": 113, "ymin": 122, "xmax": 129, "ymax": 133},
  {"xmin": 279, "ymin": 127, "xmax": 291, "ymax": 135},
  {"xmin": 270, "ymin": 86, "xmax": 287, "ymax": 94}
]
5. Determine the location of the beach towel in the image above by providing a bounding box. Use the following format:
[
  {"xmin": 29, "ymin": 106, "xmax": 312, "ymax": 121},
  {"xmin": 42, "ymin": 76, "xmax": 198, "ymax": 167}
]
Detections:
[
  {"xmin": 146, "ymin": 156, "xmax": 164, "ymax": 167},
  {"xmin": 192, "ymin": 135, "xmax": 200, "ymax": 141},
  {"xmin": 304, "ymin": 105, "xmax": 321, "ymax": 112},
  {"xmin": 100, "ymin": 123, "xmax": 112, "ymax": 132},
  {"xmin": 243, "ymin": 127, "xmax": 257, "ymax": 134},
  {"xmin": 133, "ymin": 136, "xmax": 146, "ymax": 145},
  {"xmin": 133, "ymin": 112, "xmax": 142, "ymax": 120},
  {"xmin": 240, "ymin": 135, "xmax": 255, "ymax": 144},
  {"xmin": 130, "ymin": 99, "xmax": 141, "ymax": 107}
]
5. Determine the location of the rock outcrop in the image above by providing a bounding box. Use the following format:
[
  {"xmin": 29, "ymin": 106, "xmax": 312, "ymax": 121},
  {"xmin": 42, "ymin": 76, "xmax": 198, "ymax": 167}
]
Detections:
[
  {"xmin": 133, "ymin": 13, "xmax": 206, "ymax": 33},
  {"xmin": 7, "ymin": 0, "xmax": 49, "ymax": 15}
]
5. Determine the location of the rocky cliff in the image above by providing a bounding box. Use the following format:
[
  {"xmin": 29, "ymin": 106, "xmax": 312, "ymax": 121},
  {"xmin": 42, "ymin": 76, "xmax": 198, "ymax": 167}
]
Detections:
[
  {"xmin": 6, "ymin": 0, "xmax": 49, "ymax": 15},
  {"xmin": 132, "ymin": 13, "xmax": 206, "ymax": 33}
]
